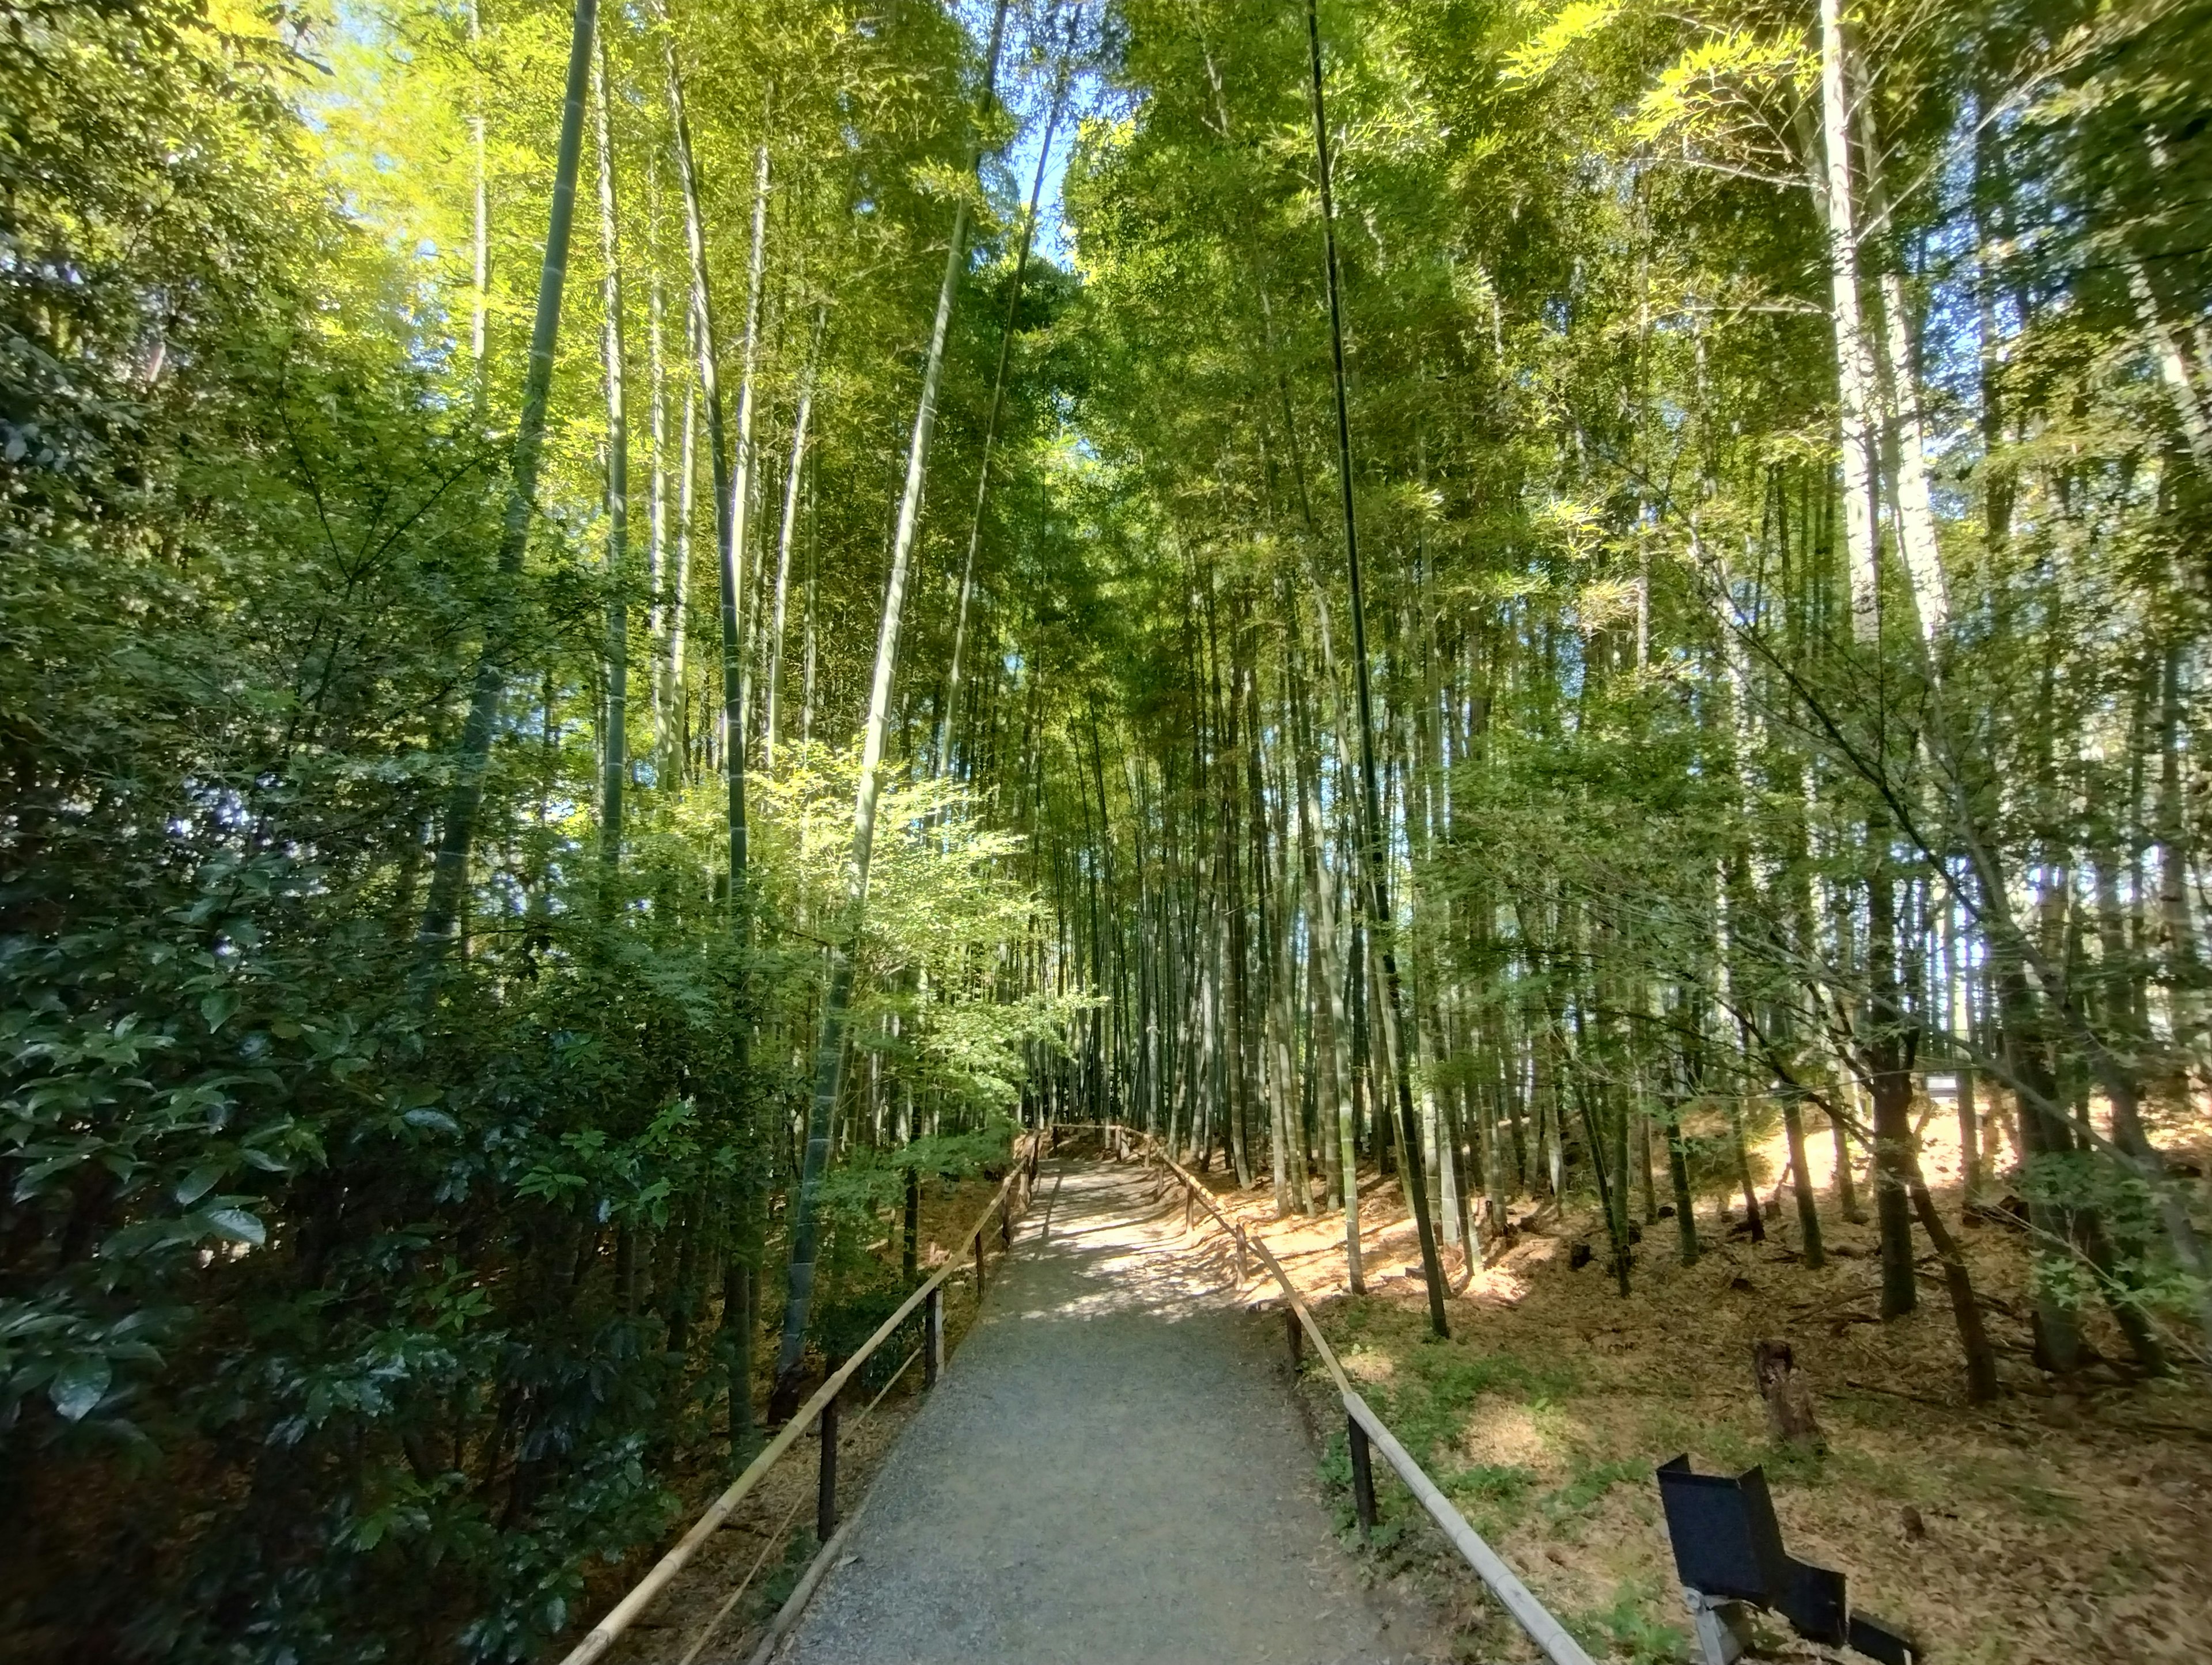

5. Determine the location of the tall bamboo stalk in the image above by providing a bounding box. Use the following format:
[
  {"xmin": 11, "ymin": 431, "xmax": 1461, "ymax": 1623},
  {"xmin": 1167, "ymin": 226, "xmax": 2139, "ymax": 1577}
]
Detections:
[
  {"xmin": 659, "ymin": 17, "xmax": 759, "ymax": 1439},
  {"xmin": 418, "ymin": 0, "xmax": 599, "ymax": 956},
  {"xmin": 469, "ymin": 0, "xmax": 490, "ymax": 423},
  {"xmin": 771, "ymin": 0, "xmax": 1012, "ymax": 1417},
  {"xmin": 593, "ymin": 35, "xmax": 629, "ymax": 886},
  {"xmin": 660, "ymin": 21, "xmax": 740, "ymax": 894},
  {"xmin": 937, "ymin": 12, "xmax": 1077, "ymax": 778},
  {"xmin": 729, "ymin": 124, "xmax": 773, "ymax": 765},
  {"xmin": 764, "ymin": 307, "xmax": 824, "ymax": 769},
  {"xmin": 1305, "ymin": 0, "xmax": 1448, "ymax": 1337}
]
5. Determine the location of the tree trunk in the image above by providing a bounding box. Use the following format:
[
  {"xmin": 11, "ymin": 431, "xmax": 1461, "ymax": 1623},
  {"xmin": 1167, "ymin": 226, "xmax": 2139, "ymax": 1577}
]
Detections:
[
  {"xmin": 1780, "ymin": 1086, "xmax": 1824, "ymax": 1269},
  {"xmin": 763, "ymin": 308, "xmax": 823, "ymax": 771},
  {"xmin": 592, "ymin": 36, "xmax": 628, "ymax": 888},
  {"xmin": 728, "ymin": 126, "xmax": 772, "ymax": 767},
  {"xmin": 771, "ymin": 0, "xmax": 1010, "ymax": 1419},
  {"xmin": 419, "ymin": 0, "xmax": 598, "ymax": 955},
  {"xmin": 645, "ymin": 154, "xmax": 671, "ymax": 758},
  {"xmin": 661, "ymin": 26, "xmax": 760, "ymax": 1444},
  {"xmin": 468, "ymin": 0, "xmax": 490, "ymax": 422},
  {"xmin": 1816, "ymin": 0, "xmax": 1883, "ymax": 647},
  {"xmin": 1306, "ymin": 0, "xmax": 1448, "ymax": 1336},
  {"xmin": 662, "ymin": 367, "xmax": 695, "ymax": 782},
  {"xmin": 1864, "ymin": 853, "xmax": 1919, "ymax": 1320},
  {"xmin": 660, "ymin": 26, "xmax": 743, "ymax": 898},
  {"xmin": 938, "ymin": 25, "xmax": 1074, "ymax": 778}
]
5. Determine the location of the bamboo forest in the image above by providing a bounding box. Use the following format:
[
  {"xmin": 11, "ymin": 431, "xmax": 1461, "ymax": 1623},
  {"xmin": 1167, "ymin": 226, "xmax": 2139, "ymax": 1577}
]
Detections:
[{"xmin": 5, "ymin": 0, "xmax": 2211, "ymax": 1658}]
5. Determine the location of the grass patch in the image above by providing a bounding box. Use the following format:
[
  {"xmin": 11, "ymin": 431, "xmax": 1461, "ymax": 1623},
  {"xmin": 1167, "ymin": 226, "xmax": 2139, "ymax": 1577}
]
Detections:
[
  {"xmin": 1437, "ymin": 1461, "xmax": 1539, "ymax": 1505},
  {"xmin": 1540, "ymin": 1457, "xmax": 1647, "ymax": 1522},
  {"xmin": 1435, "ymin": 1461, "xmax": 1539, "ymax": 1537},
  {"xmin": 1565, "ymin": 1579, "xmax": 1687, "ymax": 1665},
  {"xmin": 1342, "ymin": 1307, "xmax": 1581, "ymax": 1466},
  {"xmin": 1414, "ymin": 1346, "xmax": 1581, "ymax": 1405}
]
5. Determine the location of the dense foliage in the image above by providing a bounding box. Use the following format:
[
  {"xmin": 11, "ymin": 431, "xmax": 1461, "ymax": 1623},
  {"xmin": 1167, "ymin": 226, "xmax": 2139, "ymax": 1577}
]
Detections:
[
  {"xmin": 6, "ymin": 0, "xmax": 2211, "ymax": 1656},
  {"xmin": 3, "ymin": 0, "xmax": 1067, "ymax": 1656},
  {"xmin": 1041, "ymin": 0, "xmax": 2212, "ymax": 1399}
]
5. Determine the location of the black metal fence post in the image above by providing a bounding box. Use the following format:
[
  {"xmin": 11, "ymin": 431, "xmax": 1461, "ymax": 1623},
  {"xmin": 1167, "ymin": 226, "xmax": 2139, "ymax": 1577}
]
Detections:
[{"xmin": 1347, "ymin": 1413, "xmax": 1377, "ymax": 1539}]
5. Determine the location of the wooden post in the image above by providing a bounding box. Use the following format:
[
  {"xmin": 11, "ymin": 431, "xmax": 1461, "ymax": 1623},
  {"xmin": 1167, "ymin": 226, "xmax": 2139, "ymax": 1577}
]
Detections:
[
  {"xmin": 1286, "ymin": 1307, "xmax": 1304, "ymax": 1372},
  {"xmin": 1235, "ymin": 1226, "xmax": 1248, "ymax": 1283},
  {"xmin": 1752, "ymin": 1338, "xmax": 1824, "ymax": 1448},
  {"xmin": 924, "ymin": 1285, "xmax": 944, "ymax": 1386},
  {"xmin": 1348, "ymin": 1413, "xmax": 1377, "ymax": 1539},
  {"xmin": 1001, "ymin": 1198, "xmax": 1013, "ymax": 1249},
  {"xmin": 817, "ymin": 1393, "xmax": 839, "ymax": 1542},
  {"xmin": 1184, "ymin": 1186, "xmax": 1194, "ymax": 1233},
  {"xmin": 974, "ymin": 1228, "xmax": 985, "ymax": 1295}
]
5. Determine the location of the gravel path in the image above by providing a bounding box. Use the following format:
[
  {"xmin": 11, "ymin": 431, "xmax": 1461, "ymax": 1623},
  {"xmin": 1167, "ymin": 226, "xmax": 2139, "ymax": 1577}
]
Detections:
[{"xmin": 774, "ymin": 1159, "xmax": 1439, "ymax": 1665}]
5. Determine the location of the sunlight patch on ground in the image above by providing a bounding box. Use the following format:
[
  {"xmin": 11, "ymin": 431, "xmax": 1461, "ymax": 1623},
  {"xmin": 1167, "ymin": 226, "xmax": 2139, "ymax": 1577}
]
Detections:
[
  {"xmin": 1457, "ymin": 1401, "xmax": 1552, "ymax": 1471},
  {"xmin": 1340, "ymin": 1345, "xmax": 1395, "ymax": 1385},
  {"xmin": 1007, "ymin": 1166, "xmax": 1247, "ymax": 1322}
]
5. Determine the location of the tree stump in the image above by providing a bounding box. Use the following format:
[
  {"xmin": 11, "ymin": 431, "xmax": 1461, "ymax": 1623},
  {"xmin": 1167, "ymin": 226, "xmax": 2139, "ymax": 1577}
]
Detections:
[{"xmin": 1753, "ymin": 1339, "xmax": 1824, "ymax": 1448}]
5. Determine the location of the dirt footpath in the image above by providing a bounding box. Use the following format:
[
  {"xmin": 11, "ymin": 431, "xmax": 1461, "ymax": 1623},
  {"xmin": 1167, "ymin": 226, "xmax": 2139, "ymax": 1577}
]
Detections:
[{"xmin": 775, "ymin": 1160, "xmax": 1442, "ymax": 1665}]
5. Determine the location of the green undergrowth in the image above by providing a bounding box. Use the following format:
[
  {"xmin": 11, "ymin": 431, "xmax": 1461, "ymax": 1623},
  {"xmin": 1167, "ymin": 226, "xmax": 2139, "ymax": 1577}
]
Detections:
[
  {"xmin": 1311, "ymin": 1295, "xmax": 1836, "ymax": 1660},
  {"xmin": 1562, "ymin": 1579, "xmax": 1688, "ymax": 1665},
  {"xmin": 755, "ymin": 1526, "xmax": 820, "ymax": 1622},
  {"xmin": 1332, "ymin": 1299, "xmax": 1580, "ymax": 1461}
]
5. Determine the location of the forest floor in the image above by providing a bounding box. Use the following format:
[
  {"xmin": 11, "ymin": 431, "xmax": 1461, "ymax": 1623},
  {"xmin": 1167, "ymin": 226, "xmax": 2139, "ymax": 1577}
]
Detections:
[{"xmin": 1177, "ymin": 1111, "xmax": 2212, "ymax": 1665}]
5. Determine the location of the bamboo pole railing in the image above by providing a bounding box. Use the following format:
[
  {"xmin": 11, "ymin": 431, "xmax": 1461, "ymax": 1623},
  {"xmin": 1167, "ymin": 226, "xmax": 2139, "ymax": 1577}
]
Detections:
[
  {"xmin": 556, "ymin": 1132, "xmax": 1041, "ymax": 1665},
  {"xmin": 1134, "ymin": 1129, "xmax": 1597, "ymax": 1665}
]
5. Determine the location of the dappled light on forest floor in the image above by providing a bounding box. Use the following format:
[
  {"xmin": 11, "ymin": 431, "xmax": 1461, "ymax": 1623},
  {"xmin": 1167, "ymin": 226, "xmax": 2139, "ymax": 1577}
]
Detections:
[
  {"xmin": 1013, "ymin": 1163, "xmax": 1261, "ymax": 1322},
  {"xmin": 1164, "ymin": 1142, "xmax": 2212, "ymax": 1665}
]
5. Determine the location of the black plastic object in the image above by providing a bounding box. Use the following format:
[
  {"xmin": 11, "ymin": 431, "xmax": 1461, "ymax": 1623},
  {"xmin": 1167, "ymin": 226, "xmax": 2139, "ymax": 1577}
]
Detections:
[
  {"xmin": 1849, "ymin": 1613, "xmax": 1919, "ymax": 1665},
  {"xmin": 1655, "ymin": 1455, "xmax": 1791, "ymax": 1603},
  {"xmin": 1656, "ymin": 1455, "xmax": 1895, "ymax": 1655}
]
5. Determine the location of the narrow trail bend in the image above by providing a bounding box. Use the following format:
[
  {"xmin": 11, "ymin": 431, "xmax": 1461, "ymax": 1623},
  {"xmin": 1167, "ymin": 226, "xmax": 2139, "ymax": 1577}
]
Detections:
[{"xmin": 774, "ymin": 1159, "xmax": 1440, "ymax": 1665}]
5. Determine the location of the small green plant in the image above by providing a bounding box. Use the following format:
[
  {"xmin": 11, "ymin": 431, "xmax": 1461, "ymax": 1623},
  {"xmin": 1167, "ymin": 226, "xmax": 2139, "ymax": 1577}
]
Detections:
[
  {"xmin": 1436, "ymin": 1459, "xmax": 1537, "ymax": 1537},
  {"xmin": 757, "ymin": 1526, "xmax": 820, "ymax": 1617},
  {"xmin": 1567, "ymin": 1579, "xmax": 1687, "ymax": 1664}
]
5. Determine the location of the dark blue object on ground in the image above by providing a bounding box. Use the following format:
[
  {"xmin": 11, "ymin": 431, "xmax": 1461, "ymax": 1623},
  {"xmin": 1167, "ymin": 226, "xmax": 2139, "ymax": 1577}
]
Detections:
[{"xmin": 1654, "ymin": 1455, "xmax": 1915, "ymax": 1665}]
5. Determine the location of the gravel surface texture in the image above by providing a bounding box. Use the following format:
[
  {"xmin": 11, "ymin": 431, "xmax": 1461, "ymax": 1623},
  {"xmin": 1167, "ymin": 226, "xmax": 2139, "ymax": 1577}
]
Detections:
[{"xmin": 772, "ymin": 1158, "xmax": 1440, "ymax": 1665}]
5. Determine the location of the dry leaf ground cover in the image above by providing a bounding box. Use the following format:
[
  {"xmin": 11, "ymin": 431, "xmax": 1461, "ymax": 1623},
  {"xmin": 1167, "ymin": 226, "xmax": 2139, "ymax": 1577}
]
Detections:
[{"xmin": 1179, "ymin": 1112, "xmax": 2212, "ymax": 1665}]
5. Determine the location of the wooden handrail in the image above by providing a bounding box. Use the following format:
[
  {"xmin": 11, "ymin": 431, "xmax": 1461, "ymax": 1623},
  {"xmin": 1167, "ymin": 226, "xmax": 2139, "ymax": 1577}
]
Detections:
[
  {"xmin": 557, "ymin": 1133, "xmax": 1039, "ymax": 1665},
  {"xmin": 1134, "ymin": 1129, "xmax": 1596, "ymax": 1665}
]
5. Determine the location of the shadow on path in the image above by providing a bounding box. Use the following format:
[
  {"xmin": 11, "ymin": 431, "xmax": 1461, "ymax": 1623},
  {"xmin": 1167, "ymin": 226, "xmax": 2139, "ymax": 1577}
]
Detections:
[{"xmin": 773, "ymin": 1160, "xmax": 1439, "ymax": 1665}]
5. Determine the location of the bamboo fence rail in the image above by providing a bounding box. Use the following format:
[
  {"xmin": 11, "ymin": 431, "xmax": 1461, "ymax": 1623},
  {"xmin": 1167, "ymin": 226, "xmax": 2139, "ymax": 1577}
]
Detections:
[{"xmin": 1137, "ymin": 1131, "xmax": 1598, "ymax": 1665}]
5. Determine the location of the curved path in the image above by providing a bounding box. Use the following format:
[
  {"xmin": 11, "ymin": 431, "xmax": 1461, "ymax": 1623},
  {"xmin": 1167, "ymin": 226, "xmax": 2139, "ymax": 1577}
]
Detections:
[{"xmin": 774, "ymin": 1159, "xmax": 1437, "ymax": 1665}]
